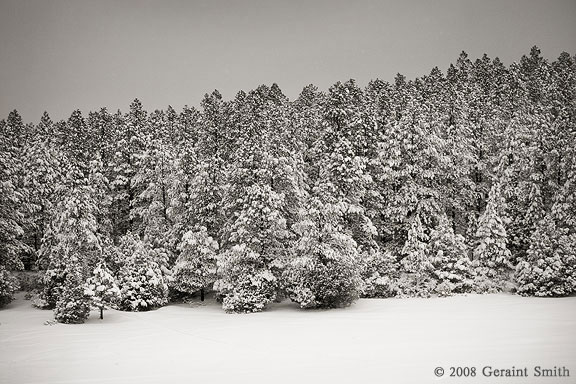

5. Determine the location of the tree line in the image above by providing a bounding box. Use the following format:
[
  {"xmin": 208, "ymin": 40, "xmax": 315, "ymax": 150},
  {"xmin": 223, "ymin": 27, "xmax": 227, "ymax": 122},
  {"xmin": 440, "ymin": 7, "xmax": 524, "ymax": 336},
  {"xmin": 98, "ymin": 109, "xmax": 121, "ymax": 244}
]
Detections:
[{"xmin": 0, "ymin": 47, "xmax": 575, "ymax": 321}]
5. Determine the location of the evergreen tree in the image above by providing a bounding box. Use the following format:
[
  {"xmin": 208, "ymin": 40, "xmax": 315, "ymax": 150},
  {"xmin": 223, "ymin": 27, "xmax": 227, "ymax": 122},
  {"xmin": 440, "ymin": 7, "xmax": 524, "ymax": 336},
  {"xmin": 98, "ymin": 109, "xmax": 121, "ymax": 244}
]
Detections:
[
  {"xmin": 397, "ymin": 212, "xmax": 435, "ymax": 297},
  {"xmin": 357, "ymin": 249, "xmax": 397, "ymax": 298},
  {"xmin": 54, "ymin": 261, "xmax": 91, "ymax": 324},
  {"xmin": 39, "ymin": 172, "xmax": 103, "ymax": 309},
  {"xmin": 172, "ymin": 227, "xmax": 218, "ymax": 301},
  {"xmin": 0, "ymin": 266, "xmax": 19, "ymax": 307},
  {"xmin": 216, "ymin": 85, "xmax": 301, "ymax": 312},
  {"xmin": 283, "ymin": 197, "xmax": 361, "ymax": 309},
  {"xmin": 429, "ymin": 216, "xmax": 474, "ymax": 296},
  {"xmin": 515, "ymin": 215, "xmax": 576, "ymax": 296},
  {"xmin": 473, "ymin": 184, "xmax": 514, "ymax": 289},
  {"xmin": 215, "ymin": 243, "xmax": 277, "ymax": 313},
  {"xmin": 84, "ymin": 261, "xmax": 121, "ymax": 319},
  {"xmin": 21, "ymin": 138, "xmax": 68, "ymax": 266},
  {"xmin": 116, "ymin": 233, "xmax": 169, "ymax": 311}
]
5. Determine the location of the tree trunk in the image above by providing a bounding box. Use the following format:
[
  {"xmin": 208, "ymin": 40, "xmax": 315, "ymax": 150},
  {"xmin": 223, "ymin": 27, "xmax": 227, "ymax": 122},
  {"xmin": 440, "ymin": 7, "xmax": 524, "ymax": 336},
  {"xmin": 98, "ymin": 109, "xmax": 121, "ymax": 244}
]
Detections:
[
  {"xmin": 100, "ymin": 307, "xmax": 104, "ymax": 320},
  {"xmin": 200, "ymin": 288, "xmax": 205, "ymax": 302}
]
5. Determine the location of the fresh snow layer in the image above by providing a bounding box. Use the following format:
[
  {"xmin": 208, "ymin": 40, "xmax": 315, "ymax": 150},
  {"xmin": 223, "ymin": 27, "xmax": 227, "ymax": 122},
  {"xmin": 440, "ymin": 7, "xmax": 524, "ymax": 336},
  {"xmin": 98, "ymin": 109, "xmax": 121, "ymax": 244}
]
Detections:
[{"xmin": 1, "ymin": 293, "xmax": 575, "ymax": 384}]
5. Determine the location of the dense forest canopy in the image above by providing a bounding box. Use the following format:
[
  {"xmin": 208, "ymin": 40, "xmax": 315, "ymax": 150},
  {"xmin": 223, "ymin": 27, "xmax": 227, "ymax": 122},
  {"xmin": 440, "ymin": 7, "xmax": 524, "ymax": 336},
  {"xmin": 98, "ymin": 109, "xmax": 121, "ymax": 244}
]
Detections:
[{"xmin": 1, "ymin": 47, "xmax": 575, "ymax": 320}]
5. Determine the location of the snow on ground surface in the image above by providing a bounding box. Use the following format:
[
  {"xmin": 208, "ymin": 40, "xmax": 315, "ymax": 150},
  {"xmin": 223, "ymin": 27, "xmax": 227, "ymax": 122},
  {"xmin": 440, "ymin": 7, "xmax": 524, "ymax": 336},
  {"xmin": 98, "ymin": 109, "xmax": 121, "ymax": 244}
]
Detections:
[{"xmin": 1, "ymin": 293, "xmax": 575, "ymax": 384}]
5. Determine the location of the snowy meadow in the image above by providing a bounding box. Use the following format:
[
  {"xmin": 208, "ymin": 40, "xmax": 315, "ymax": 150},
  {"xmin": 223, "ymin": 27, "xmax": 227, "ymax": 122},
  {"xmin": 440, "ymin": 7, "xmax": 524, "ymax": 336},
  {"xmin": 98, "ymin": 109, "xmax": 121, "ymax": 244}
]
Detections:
[{"xmin": 1, "ymin": 292, "xmax": 575, "ymax": 384}]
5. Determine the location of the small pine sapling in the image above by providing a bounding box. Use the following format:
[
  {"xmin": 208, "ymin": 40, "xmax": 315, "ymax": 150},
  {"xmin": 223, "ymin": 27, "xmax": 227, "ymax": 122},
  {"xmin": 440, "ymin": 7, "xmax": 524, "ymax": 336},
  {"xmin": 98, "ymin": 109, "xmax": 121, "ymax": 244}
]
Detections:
[
  {"xmin": 84, "ymin": 262, "xmax": 120, "ymax": 319},
  {"xmin": 54, "ymin": 262, "xmax": 90, "ymax": 324}
]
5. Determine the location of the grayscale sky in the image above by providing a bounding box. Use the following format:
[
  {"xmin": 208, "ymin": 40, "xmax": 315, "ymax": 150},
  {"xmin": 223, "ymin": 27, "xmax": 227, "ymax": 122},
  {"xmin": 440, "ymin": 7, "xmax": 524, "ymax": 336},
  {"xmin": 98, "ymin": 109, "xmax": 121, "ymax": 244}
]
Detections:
[{"xmin": 0, "ymin": 0, "xmax": 575, "ymax": 122}]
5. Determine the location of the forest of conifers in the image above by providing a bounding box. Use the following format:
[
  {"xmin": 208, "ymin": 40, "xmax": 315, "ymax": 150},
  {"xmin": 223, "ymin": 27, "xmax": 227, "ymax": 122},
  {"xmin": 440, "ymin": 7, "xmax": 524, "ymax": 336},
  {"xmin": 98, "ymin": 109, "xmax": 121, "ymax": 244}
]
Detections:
[{"xmin": 1, "ymin": 47, "xmax": 575, "ymax": 321}]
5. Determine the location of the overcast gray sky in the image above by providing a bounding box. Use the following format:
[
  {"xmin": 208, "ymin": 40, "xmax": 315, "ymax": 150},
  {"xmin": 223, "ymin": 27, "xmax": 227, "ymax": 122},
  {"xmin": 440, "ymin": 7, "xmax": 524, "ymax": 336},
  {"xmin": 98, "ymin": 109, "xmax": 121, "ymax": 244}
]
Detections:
[{"xmin": 1, "ymin": 0, "xmax": 575, "ymax": 122}]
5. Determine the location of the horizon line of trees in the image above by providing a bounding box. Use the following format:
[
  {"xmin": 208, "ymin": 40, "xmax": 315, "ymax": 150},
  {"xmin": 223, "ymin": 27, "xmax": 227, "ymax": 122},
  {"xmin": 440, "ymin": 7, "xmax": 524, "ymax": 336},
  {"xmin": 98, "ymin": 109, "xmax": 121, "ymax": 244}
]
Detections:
[{"xmin": 1, "ymin": 46, "xmax": 575, "ymax": 322}]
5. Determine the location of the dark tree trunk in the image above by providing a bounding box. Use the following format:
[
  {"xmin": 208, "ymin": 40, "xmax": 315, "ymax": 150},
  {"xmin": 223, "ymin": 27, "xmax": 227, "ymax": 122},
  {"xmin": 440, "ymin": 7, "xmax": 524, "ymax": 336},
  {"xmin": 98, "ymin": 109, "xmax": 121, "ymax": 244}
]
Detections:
[
  {"xmin": 100, "ymin": 307, "xmax": 104, "ymax": 320},
  {"xmin": 200, "ymin": 288, "xmax": 205, "ymax": 302}
]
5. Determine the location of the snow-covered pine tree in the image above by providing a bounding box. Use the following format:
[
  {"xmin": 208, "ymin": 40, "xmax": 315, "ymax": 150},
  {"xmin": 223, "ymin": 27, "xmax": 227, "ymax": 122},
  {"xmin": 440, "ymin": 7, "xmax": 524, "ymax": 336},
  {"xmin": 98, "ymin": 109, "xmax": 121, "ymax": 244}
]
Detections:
[
  {"xmin": 21, "ymin": 128, "xmax": 67, "ymax": 266},
  {"xmin": 215, "ymin": 243, "xmax": 277, "ymax": 313},
  {"xmin": 473, "ymin": 183, "xmax": 514, "ymax": 291},
  {"xmin": 0, "ymin": 110, "xmax": 31, "ymax": 300},
  {"xmin": 515, "ymin": 215, "xmax": 576, "ymax": 296},
  {"xmin": 167, "ymin": 91, "xmax": 229, "ymax": 268},
  {"xmin": 172, "ymin": 227, "xmax": 218, "ymax": 301},
  {"xmin": 373, "ymin": 91, "xmax": 446, "ymax": 259},
  {"xmin": 54, "ymin": 260, "xmax": 91, "ymax": 324},
  {"xmin": 39, "ymin": 169, "xmax": 103, "ymax": 309},
  {"xmin": 116, "ymin": 233, "xmax": 169, "ymax": 311},
  {"xmin": 0, "ymin": 266, "xmax": 19, "ymax": 308},
  {"xmin": 84, "ymin": 261, "xmax": 120, "ymax": 319},
  {"xmin": 216, "ymin": 181, "xmax": 289, "ymax": 312},
  {"xmin": 132, "ymin": 129, "xmax": 177, "ymax": 268},
  {"xmin": 0, "ymin": 121, "xmax": 27, "ymax": 275},
  {"xmin": 429, "ymin": 215, "xmax": 474, "ymax": 296},
  {"xmin": 283, "ymin": 197, "xmax": 361, "ymax": 309},
  {"xmin": 108, "ymin": 100, "xmax": 148, "ymax": 241},
  {"xmin": 215, "ymin": 85, "xmax": 300, "ymax": 313},
  {"xmin": 515, "ymin": 177, "xmax": 576, "ymax": 296},
  {"xmin": 397, "ymin": 212, "xmax": 435, "ymax": 297},
  {"xmin": 321, "ymin": 80, "xmax": 377, "ymax": 252}
]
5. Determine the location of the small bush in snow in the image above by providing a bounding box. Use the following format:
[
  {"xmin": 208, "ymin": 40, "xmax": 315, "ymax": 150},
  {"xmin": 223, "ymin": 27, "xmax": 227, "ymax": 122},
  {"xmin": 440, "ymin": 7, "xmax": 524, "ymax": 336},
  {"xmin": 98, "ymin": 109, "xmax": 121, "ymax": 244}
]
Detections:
[
  {"xmin": 284, "ymin": 205, "xmax": 361, "ymax": 309},
  {"xmin": 54, "ymin": 263, "xmax": 90, "ymax": 324},
  {"xmin": 117, "ymin": 234, "xmax": 169, "ymax": 311},
  {"xmin": 0, "ymin": 267, "xmax": 19, "ymax": 308},
  {"xmin": 214, "ymin": 244, "xmax": 277, "ymax": 313},
  {"xmin": 283, "ymin": 251, "xmax": 360, "ymax": 309},
  {"xmin": 358, "ymin": 250, "xmax": 398, "ymax": 298}
]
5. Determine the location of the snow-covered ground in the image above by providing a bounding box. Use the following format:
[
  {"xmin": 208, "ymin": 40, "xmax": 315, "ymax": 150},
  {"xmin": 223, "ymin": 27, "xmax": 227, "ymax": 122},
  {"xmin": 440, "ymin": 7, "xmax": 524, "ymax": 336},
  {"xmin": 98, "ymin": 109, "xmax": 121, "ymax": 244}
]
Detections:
[{"xmin": 1, "ymin": 293, "xmax": 575, "ymax": 384}]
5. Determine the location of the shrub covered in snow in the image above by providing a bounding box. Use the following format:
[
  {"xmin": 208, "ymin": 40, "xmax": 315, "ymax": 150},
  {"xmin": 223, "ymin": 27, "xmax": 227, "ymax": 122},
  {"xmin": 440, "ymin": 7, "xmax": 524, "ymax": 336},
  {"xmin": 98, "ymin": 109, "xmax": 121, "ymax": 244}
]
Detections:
[
  {"xmin": 358, "ymin": 250, "xmax": 398, "ymax": 298},
  {"xmin": 283, "ymin": 201, "xmax": 361, "ymax": 309},
  {"xmin": 214, "ymin": 244, "xmax": 277, "ymax": 313},
  {"xmin": 283, "ymin": 250, "xmax": 360, "ymax": 309},
  {"xmin": 0, "ymin": 267, "xmax": 19, "ymax": 308},
  {"xmin": 117, "ymin": 234, "xmax": 169, "ymax": 311}
]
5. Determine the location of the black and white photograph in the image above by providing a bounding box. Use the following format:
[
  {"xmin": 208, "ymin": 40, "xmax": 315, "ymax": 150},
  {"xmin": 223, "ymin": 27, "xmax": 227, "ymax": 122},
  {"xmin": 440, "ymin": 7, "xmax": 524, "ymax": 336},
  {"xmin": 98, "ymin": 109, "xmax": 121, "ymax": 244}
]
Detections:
[{"xmin": 0, "ymin": 0, "xmax": 575, "ymax": 383}]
